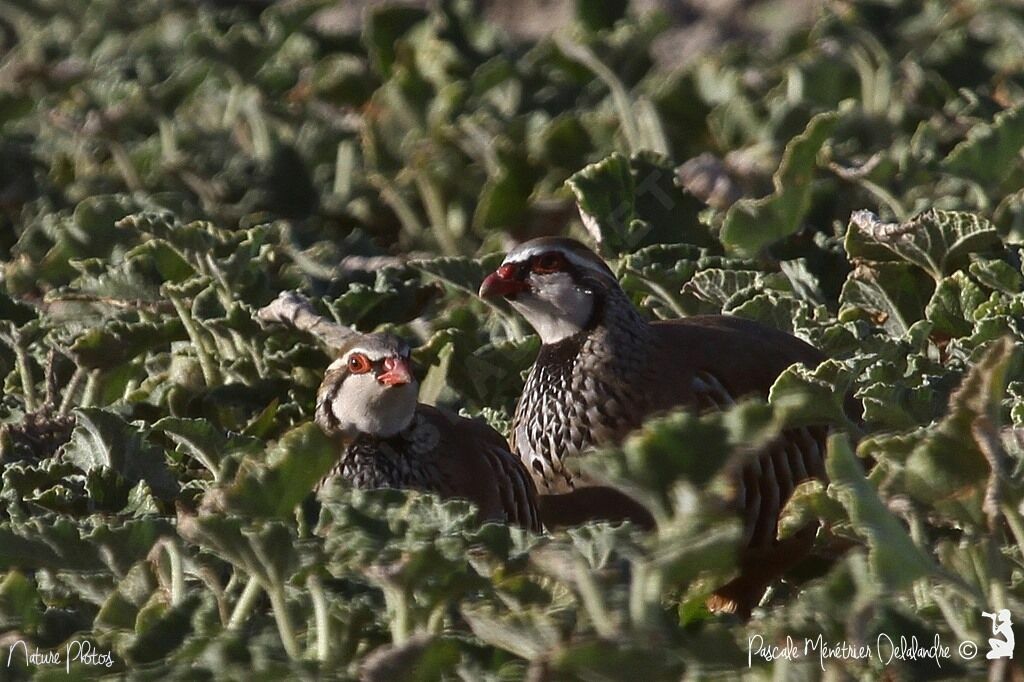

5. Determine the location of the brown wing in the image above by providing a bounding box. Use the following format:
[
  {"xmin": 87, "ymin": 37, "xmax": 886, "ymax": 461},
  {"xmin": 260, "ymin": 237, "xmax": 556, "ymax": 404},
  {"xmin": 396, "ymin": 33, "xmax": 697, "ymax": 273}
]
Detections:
[
  {"xmin": 646, "ymin": 315, "xmax": 825, "ymax": 406},
  {"xmin": 643, "ymin": 316, "xmax": 850, "ymax": 615},
  {"xmin": 415, "ymin": 405, "xmax": 541, "ymax": 532}
]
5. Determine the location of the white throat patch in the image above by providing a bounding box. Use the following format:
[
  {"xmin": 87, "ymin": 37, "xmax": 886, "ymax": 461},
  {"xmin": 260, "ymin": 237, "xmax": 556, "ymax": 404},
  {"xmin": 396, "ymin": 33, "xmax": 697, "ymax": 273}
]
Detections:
[
  {"xmin": 510, "ymin": 271, "xmax": 594, "ymax": 344},
  {"xmin": 329, "ymin": 374, "xmax": 418, "ymax": 438}
]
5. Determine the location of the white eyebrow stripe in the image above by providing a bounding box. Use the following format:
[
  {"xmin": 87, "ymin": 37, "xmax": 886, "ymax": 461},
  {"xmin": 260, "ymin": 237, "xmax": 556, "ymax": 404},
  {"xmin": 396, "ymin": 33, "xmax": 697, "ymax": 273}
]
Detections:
[
  {"xmin": 503, "ymin": 246, "xmax": 610, "ymax": 276},
  {"xmin": 333, "ymin": 348, "xmax": 395, "ymax": 368}
]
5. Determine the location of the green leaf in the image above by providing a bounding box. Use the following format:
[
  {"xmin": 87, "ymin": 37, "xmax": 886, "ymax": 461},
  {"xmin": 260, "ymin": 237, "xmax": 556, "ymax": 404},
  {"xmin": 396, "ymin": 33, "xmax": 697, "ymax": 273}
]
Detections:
[
  {"xmin": 856, "ymin": 381, "xmax": 941, "ymax": 430},
  {"xmin": 125, "ymin": 593, "xmax": 202, "ymax": 664},
  {"xmin": 461, "ymin": 606, "xmax": 558, "ymax": 661},
  {"xmin": 0, "ymin": 517, "xmax": 169, "ymax": 572},
  {"xmin": 678, "ymin": 268, "xmax": 768, "ymax": 314},
  {"xmin": 776, "ymin": 479, "xmax": 847, "ymax": 541},
  {"xmin": 769, "ymin": 360, "xmax": 856, "ymax": 428},
  {"xmin": 61, "ymin": 409, "xmax": 178, "ymax": 499},
  {"xmin": 151, "ymin": 417, "xmax": 260, "ymax": 478},
  {"xmin": 412, "ymin": 253, "xmax": 505, "ymax": 296},
  {"xmin": 176, "ymin": 514, "xmax": 305, "ymax": 589},
  {"xmin": 567, "ymin": 152, "xmax": 639, "ymax": 254},
  {"xmin": 323, "ymin": 274, "xmax": 437, "ymax": 330},
  {"xmin": 903, "ymin": 337, "xmax": 1019, "ymax": 519},
  {"xmin": 968, "ymin": 257, "xmax": 1024, "ymax": 293},
  {"xmin": 943, "ymin": 104, "xmax": 1024, "ymax": 187},
  {"xmin": 925, "ymin": 272, "xmax": 987, "ymax": 339},
  {"xmin": 364, "ymin": 5, "xmax": 429, "ymax": 76},
  {"xmin": 446, "ymin": 335, "xmax": 539, "ymax": 412},
  {"xmin": 575, "ymin": 0, "xmax": 628, "ymax": 32},
  {"xmin": 474, "ymin": 153, "xmax": 538, "ymax": 231},
  {"xmin": 839, "ymin": 262, "xmax": 934, "ymax": 335},
  {"xmin": 360, "ymin": 634, "xmax": 461, "ymax": 682},
  {"xmin": 720, "ymin": 111, "xmax": 839, "ymax": 256},
  {"xmin": 845, "ymin": 209, "xmax": 1001, "ymax": 281},
  {"xmin": 0, "ymin": 570, "xmax": 42, "ymax": 632},
  {"xmin": 214, "ymin": 423, "xmax": 337, "ymax": 518},
  {"xmin": 567, "ymin": 152, "xmax": 711, "ymax": 255},
  {"xmin": 581, "ymin": 408, "xmax": 744, "ymax": 519},
  {"xmin": 70, "ymin": 318, "xmax": 186, "ymax": 370},
  {"xmin": 826, "ymin": 434, "xmax": 935, "ymax": 590}
]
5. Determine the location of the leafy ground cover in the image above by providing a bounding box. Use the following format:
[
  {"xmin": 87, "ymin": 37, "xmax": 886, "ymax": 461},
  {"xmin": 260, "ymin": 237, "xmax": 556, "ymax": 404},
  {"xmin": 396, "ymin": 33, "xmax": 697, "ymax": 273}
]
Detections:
[{"xmin": 1, "ymin": 0, "xmax": 1023, "ymax": 678}]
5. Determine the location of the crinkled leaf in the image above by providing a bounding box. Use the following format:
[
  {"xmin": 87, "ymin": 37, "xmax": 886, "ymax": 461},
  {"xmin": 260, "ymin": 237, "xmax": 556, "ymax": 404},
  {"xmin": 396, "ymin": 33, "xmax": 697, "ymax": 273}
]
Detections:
[
  {"xmin": 925, "ymin": 271, "xmax": 987, "ymax": 339},
  {"xmin": 769, "ymin": 360, "xmax": 856, "ymax": 428},
  {"xmin": 364, "ymin": 5, "xmax": 429, "ymax": 76},
  {"xmin": 151, "ymin": 417, "xmax": 260, "ymax": 478},
  {"xmin": 461, "ymin": 606, "xmax": 560, "ymax": 661},
  {"xmin": 567, "ymin": 152, "xmax": 637, "ymax": 254},
  {"xmin": 845, "ymin": 209, "xmax": 1001, "ymax": 281},
  {"xmin": 412, "ymin": 253, "xmax": 506, "ymax": 295},
  {"xmin": 903, "ymin": 337, "xmax": 1019, "ymax": 519},
  {"xmin": 839, "ymin": 262, "xmax": 934, "ymax": 335},
  {"xmin": 582, "ymin": 409, "xmax": 737, "ymax": 519},
  {"xmin": 360, "ymin": 634, "xmax": 461, "ymax": 682},
  {"xmin": 61, "ymin": 408, "xmax": 178, "ymax": 499},
  {"xmin": 968, "ymin": 257, "xmax": 1023, "ymax": 294},
  {"xmin": 70, "ymin": 318, "xmax": 186, "ymax": 370}
]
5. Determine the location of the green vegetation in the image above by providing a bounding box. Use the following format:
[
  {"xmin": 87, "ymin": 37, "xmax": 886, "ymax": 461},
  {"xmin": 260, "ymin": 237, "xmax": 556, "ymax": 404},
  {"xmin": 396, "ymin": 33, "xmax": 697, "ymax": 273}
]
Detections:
[{"xmin": 1, "ymin": 0, "xmax": 1022, "ymax": 678}]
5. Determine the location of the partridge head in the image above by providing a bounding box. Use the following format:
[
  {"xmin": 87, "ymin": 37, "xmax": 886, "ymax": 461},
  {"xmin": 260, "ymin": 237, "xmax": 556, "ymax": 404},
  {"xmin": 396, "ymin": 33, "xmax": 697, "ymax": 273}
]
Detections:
[
  {"xmin": 314, "ymin": 333, "xmax": 417, "ymax": 439},
  {"xmin": 479, "ymin": 237, "xmax": 620, "ymax": 344},
  {"xmin": 315, "ymin": 332, "xmax": 541, "ymax": 532}
]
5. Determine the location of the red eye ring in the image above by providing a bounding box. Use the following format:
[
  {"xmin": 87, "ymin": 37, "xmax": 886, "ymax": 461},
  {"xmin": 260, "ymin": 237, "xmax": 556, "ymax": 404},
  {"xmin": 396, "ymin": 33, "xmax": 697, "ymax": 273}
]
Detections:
[
  {"xmin": 347, "ymin": 353, "xmax": 372, "ymax": 374},
  {"xmin": 532, "ymin": 252, "xmax": 565, "ymax": 274}
]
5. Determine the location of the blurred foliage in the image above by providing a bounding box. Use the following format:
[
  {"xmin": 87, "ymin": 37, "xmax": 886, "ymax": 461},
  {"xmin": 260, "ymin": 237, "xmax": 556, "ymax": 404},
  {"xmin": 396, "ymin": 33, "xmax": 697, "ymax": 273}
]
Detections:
[{"xmin": 1, "ymin": 0, "xmax": 1023, "ymax": 677}]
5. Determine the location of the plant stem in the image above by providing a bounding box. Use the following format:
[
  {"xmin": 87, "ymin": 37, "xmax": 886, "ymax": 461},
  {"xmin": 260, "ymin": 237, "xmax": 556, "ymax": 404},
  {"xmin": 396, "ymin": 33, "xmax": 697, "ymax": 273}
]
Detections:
[
  {"xmin": 384, "ymin": 587, "xmax": 410, "ymax": 645},
  {"xmin": 164, "ymin": 539, "xmax": 186, "ymax": 607},
  {"xmin": 243, "ymin": 89, "xmax": 272, "ymax": 162},
  {"xmin": 158, "ymin": 116, "xmax": 179, "ymax": 164},
  {"xmin": 222, "ymin": 81, "xmax": 242, "ymax": 128},
  {"xmin": 307, "ymin": 574, "xmax": 330, "ymax": 662},
  {"xmin": 108, "ymin": 140, "xmax": 143, "ymax": 191},
  {"xmin": 81, "ymin": 369, "xmax": 102, "ymax": 408},
  {"xmin": 555, "ymin": 36, "xmax": 642, "ymax": 154},
  {"xmin": 1000, "ymin": 502, "xmax": 1024, "ymax": 553},
  {"xmin": 169, "ymin": 293, "xmax": 221, "ymax": 387},
  {"xmin": 628, "ymin": 560, "xmax": 653, "ymax": 630},
  {"xmin": 267, "ymin": 583, "xmax": 302, "ymax": 660},
  {"xmin": 14, "ymin": 340, "xmax": 37, "ymax": 413},
  {"xmin": 415, "ymin": 174, "xmax": 459, "ymax": 257},
  {"xmin": 228, "ymin": 575, "xmax": 263, "ymax": 630},
  {"xmin": 574, "ymin": 557, "xmax": 617, "ymax": 639},
  {"xmin": 369, "ymin": 173, "xmax": 425, "ymax": 240},
  {"xmin": 333, "ymin": 140, "xmax": 355, "ymax": 198}
]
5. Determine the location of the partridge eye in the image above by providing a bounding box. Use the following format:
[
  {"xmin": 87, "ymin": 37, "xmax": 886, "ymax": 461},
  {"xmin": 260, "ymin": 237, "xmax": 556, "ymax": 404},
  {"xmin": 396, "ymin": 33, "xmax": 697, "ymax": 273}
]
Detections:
[
  {"xmin": 532, "ymin": 252, "xmax": 565, "ymax": 274},
  {"xmin": 347, "ymin": 353, "xmax": 372, "ymax": 374}
]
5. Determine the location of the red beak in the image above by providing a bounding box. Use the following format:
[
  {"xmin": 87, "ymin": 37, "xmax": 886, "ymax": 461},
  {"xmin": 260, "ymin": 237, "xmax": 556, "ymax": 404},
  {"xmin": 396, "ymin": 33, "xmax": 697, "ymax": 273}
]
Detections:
[
  {"xmin": 378, "ymin": 356, "xmax": 413, "ymax": 386},
  {"xmin": 479, "ymin": 264, "xmax": 529, "ymax": 298}
]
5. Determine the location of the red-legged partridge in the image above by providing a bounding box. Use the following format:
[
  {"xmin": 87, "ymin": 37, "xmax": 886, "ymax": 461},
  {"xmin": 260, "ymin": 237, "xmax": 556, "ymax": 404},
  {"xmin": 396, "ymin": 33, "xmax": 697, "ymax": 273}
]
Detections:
[
  {"xmin": 480, "ymin": 236, "xmax": 853, "ymax": 614},
  {"xmin": 315, "ymin": 332, "xmax": 541, "ymax": 532}
]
